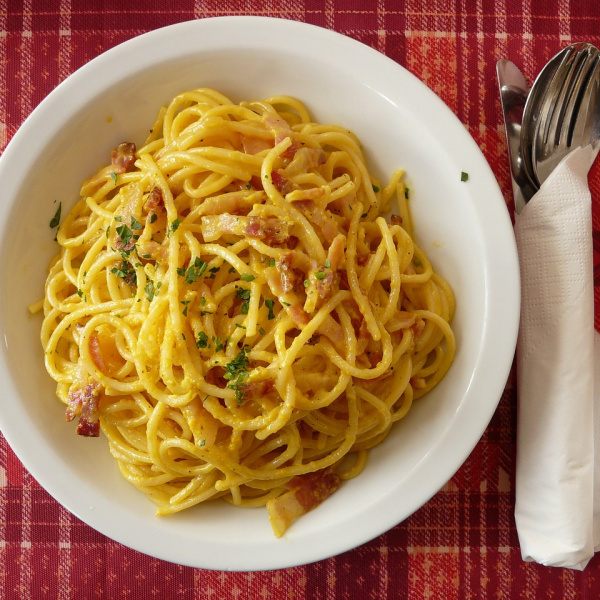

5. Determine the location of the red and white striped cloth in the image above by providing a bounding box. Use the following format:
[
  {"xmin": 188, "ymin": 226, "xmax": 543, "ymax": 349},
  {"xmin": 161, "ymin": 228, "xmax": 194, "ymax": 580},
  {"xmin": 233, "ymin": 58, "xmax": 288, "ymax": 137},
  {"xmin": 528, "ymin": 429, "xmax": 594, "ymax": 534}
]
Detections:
[{"xmin": 1, "ymin": 2, "xmax": 600, "ymax": 598}]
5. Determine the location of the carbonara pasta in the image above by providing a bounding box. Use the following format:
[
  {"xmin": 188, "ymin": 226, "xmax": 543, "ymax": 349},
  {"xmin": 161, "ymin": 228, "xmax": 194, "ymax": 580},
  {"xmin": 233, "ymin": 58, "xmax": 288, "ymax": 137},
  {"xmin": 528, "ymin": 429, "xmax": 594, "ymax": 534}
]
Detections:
[{"xmin": 38, "ymin": 88, "xmax": 455, "ymax": 537}]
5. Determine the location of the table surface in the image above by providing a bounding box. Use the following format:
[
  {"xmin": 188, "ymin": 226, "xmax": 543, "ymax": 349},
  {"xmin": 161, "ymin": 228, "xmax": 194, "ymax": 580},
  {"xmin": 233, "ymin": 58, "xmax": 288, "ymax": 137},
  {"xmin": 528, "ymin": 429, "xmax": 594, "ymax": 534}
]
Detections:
[{"xmin": 1, "ymin": 2, "xmax": 600, "ymax": 599}]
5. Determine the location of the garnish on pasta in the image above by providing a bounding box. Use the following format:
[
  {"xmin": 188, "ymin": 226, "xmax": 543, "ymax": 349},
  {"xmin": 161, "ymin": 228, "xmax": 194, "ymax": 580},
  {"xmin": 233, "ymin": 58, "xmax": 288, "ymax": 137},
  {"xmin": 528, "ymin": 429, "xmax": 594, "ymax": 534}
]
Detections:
[{"xmin": 37, "ymin": 88, "xmax": 456, "ymax": 537}]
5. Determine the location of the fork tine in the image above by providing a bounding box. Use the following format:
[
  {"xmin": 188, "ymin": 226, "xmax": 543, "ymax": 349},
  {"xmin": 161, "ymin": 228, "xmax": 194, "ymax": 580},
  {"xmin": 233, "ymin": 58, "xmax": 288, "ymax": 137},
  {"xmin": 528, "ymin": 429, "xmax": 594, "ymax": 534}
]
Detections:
[
  {"xmin": 566, "ymin": 53, "xmax": 600, "ymax": 147},
  {"xmin": 540, "ymin": 46, "xmax": 589, "ymax": 148},
  {"xmin": 534, "ymin": 46, "xmax": 579, "ymax": 150}
]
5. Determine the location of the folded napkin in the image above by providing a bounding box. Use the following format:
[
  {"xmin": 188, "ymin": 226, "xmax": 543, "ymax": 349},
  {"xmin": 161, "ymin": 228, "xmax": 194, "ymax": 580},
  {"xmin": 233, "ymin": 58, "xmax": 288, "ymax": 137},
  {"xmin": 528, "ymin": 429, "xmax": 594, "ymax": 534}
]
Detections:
[{"xmin": 514, "ymin": 145, "xmax": 600, "ymax": 570}]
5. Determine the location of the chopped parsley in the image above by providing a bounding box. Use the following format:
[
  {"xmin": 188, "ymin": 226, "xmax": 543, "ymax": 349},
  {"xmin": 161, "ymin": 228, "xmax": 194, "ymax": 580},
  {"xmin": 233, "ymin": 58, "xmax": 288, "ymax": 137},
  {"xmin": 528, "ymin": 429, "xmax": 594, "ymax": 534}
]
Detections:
[
  {"xmin": 314, "ymin": 271, "xmax": 326, "ymax": 280},
  {"xmin": 265, "ymin": 298, "xmax": 275, "ymax": 320},
  {"xmin": 259, "ymin": 327, "xmax": 266, "ymax": 335},
  {"xmin": 196, "ymin": 331, "xmax": 208, "ymax": 348},
  {"xmin": 145, "ymin": 280, "xmax": 156, "ymax": 301},
  {"xmin": 372, "ymin": 184, "xmax": 380, "ymax": 192},
  {"xmin": 324, "ymin": 260, "xmax": 331, "ymax": 268},
  {"xmin": 241, "ymin": 273, "xmax": 255, "ymax": 282},
  {"xmin": 224, "ymin": 347, "xmax": 250, "ymax": 403},
  {"xmin": 461, "ymin": 171, "xmax": 469, "ymax": 182},
  {"xmin": 111, "ymin": 261, "xmax": 137, "ymax": 285},
  {"xmin": 180, "ymin": 299, "xmax": 191, "ymax": 316},
  {"xmin": 180, "ymin": 257, "xmax": 207, "ymax": 284},
  {"xmin": 110, "ymin": 172, "xmax": 118, "ymax": 185},
  {"xmin": 49, "ymin": 203, "xmax": 62, "ymax": 228},
  {"xmin": 215, "ymin": 336, "xmax": 225, "ymax": 352},
  {"xmin": 149, "ymin": 213, "xmax": 158, "ymax": 224},
  {"xmin": 115, "ymin": 223, "xmax": 133, "ymax": 248},
  {"xmin": 269, "ymin": 258, "xmax": 276, "ymax": 267},
  {"xmin": 130, "ymin": 216, "xmax": 143, "ymax": 231},
  {"xmin": 236, "ymin": 288, "xmax": 251, "ymax": 314},
  {"xmin": 170, "ymin": 218, "xmax": 181, "ymax": 233},
  {"xmin": 413, "ymin": 257, "xmax": 422, "ymax": 267},
  {"xmin": 405, "ymin": 187, "xmax": 410, "ymax": 199},
  {"xmin": 207, "ymin": 266, "xmax": 220, "ymax": 279}
]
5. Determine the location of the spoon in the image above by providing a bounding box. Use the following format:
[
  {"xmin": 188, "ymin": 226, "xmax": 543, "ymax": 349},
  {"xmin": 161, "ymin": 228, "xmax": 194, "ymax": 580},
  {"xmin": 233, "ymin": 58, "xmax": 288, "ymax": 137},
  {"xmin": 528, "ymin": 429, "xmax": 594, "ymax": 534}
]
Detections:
[
  {"xmin": 532, "ymin": 43, "xmax": 600, "ymax": 185},
  {"xmin": 519, "ymin": 44, "xmax": 576, "ymax": 190}
]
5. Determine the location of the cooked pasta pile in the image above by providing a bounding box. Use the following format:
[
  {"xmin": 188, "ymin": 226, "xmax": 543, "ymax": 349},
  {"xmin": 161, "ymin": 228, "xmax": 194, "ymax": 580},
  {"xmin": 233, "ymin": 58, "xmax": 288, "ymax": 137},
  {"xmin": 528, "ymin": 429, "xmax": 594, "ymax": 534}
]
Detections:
[{"xmin": 38, "ymin": 88, "xmax": 456, "ymax": 537}]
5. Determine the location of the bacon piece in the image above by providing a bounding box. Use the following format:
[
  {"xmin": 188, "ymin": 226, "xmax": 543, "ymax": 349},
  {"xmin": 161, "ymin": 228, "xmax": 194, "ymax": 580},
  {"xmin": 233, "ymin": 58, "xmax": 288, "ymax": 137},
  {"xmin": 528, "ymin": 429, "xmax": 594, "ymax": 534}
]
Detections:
[
  {"xmin": 313, "ymin": 234, "xmax": 345, "ymax": 300},
  {"xmin": 265, "ymin": 114, "xmax": 298, "ymax": 159},
  {"xmin": 145, "ymin": 187, "xmax": 163, "ymax": 211},
  {"xmin": 200, "ymin": 214, "xmax": 247, "ymax": 241},
  {"xmin": 111, "ymin": 142, "xmax": 137, "ymax": 173},
  {"xmin": 279, "ymin": 251, "xmax": 316, "ymax": 294},
  {"xmin": 66, "ymin": 381, "xmax": 101, "ymax": 437},
  {"xmin": 240, "ymin": 135, "xmax": 272, "ymax": 155},
  {"xmin": 199, "ymin": 191, "xmax": 266, "ymax": 216},
  {"xmin": 390, "ymin": 214, "xmax": 402, "ymax": 226},
  {"xmin": 282, "ymin": 147, "xmax": 326, "ymax": 178},
  {"xmin": 270, "ymin": 171, "xmax": 295, "ymax": 195},
  {"xmin": 292, "ymin": 200, "xmax": 340, "ymax": 244},
  {"xmin": 89, "ymin": 330, "xmax": 124, "ymax": 374},
  {"xmin": 267, "ymin": 469, "xmax": 342, "ymax": 537},
  {"xmin": 244, "ymin": 216, "xmax": 291, "ymax": 245},
  {"xmin": 387, "ymin": 310, "xmax": 416, "ymax": 332}
]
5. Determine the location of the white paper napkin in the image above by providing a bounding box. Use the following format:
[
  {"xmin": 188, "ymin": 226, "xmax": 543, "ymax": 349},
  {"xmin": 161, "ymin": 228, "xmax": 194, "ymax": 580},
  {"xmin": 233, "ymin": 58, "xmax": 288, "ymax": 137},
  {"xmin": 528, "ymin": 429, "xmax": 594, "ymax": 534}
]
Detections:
[{"xmin": 514, "ymin": 144, "xmax": 600, "ymax": 570}]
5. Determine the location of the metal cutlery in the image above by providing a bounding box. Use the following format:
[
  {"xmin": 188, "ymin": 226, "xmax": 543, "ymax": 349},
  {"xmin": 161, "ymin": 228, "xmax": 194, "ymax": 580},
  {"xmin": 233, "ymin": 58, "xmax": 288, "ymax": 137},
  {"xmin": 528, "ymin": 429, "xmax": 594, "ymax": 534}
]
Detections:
[{"xmin": 498, "ymin": 42, "xmax": 600, "ymax": 212}]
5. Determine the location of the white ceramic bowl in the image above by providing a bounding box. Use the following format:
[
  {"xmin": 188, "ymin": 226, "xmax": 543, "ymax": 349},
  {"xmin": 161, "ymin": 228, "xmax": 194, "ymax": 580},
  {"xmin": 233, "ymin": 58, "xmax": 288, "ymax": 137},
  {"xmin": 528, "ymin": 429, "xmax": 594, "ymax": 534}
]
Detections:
[{"xmin": 0, "ymin": 17, "xmax": 520, "ymax": 571}]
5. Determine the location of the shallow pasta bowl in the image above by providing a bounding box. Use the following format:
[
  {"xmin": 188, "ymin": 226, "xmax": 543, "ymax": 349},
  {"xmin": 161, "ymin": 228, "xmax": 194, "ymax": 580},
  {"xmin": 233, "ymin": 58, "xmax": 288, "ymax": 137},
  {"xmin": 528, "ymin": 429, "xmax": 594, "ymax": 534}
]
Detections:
[{"xmin": 0, "ymin": 17, "xmax": 519, "ymax": 570}]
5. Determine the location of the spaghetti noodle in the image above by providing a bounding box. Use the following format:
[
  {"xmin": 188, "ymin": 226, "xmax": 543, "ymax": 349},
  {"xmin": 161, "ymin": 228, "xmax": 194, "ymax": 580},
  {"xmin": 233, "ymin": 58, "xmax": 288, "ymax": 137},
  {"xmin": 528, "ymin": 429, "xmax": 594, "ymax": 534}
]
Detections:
[{"xmin": 38, "ymin": 88, "xmax": 456, "ymax": 537}]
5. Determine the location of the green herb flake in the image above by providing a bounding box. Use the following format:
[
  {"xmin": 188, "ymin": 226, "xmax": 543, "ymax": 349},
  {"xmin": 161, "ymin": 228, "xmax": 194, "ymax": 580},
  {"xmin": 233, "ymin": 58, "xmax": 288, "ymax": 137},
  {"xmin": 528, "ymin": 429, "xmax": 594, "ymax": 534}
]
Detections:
[
  {"xmin": 269, "ymin": 258, "xmax": 276, "ymax": 267},
  {"xmin": 115, "ymin": 224, "xmax": 133, "ymax": 248},
  {"xmin": 413, "ymin": 257, "xmax": 422, "ymax": 267},
  {"xmin": 259, "ymin": 327, "xmax": 266, "ymax": 335},
  {"xmin": 404, "ymin": 187, "xmax": 410, "ymax": 199},
  {"xmin": 110, "ymin": 172, "xmax": 118, "ymax": 185},
  {"xmin": 170, "ymin": 218, "xmax": 181, "ymax": 233},
  {"xmin": 215, "ymin": 336, "xmax": 224, "ymax": 352},
  {"xmin": 314, "ymin": 271, "xmax": 326, "ymax": 280},
  {"xmin": 196, "ymin": 331, "xmax": 209, "ymax": 348},
  {"xmin": 149, "ymin": 213, "xmax": 158, "ymax": 224},
  {"xmin": 224, "ymin": 347, "xmax": 250, "ymax": 403},
  {"xmin": 265, "ymin": 298, "xmax": 275, "ymax": 320},
  {"xmin": 130, "ymin": 216, "xmax": 143, "ymax": 231},
  {"xmin": 304, "ymin": 279, "xmax": 309, "ymax": 288},
  {"xmin": 145, "ymin": 281, "xmax": 155, "ymax": 302},
  {"xmin": 241, "ymin": 273, "xmax": 255, "ymax": 282},
  {"xmin": 236, "ymin": 288, "xmax": 251, "ymax": 314},
  {"xmin": 324, "ymin": 260, "xmax": 331, "ymax": 269},
  {"xmin": 461, "ymin": 171, "xmax": 469, "ymax": 182},
  {"xmin": 235, "ymin": 323, "xmax": 247, "ymax": 329},
  {"xmin": 180, "ymin": 299, "xmax": 191, "ymax": 316},
  {"xmin": 184, "ymin": 257, "xmax": 208, "ymax": 284},
  {"xmin": 372, "ymin": 184, "xmax": 380, "ymax": 193},
  {"xmin": 49, "ymin": 203, "xmax": 62, "ymax": 228}
]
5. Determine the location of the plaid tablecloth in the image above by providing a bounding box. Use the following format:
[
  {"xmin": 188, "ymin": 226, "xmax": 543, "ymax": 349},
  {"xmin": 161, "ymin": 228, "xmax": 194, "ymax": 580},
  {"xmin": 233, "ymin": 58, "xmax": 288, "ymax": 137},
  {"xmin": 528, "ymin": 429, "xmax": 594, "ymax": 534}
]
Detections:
[{"xmin": 1, "ymin": 1, "xmax": 600, "ymax": 598}]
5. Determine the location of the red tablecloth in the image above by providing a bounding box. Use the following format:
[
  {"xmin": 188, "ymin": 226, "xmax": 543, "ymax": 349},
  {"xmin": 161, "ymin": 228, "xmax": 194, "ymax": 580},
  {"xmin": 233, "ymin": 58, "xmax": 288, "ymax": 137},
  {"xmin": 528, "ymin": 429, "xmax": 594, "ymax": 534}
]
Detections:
[{"xmin": 2, "ymin": 2, "xmax": 600, "ymax": 598}]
